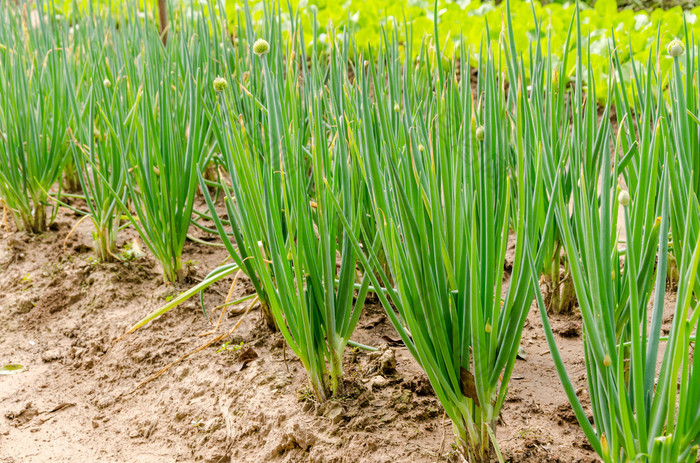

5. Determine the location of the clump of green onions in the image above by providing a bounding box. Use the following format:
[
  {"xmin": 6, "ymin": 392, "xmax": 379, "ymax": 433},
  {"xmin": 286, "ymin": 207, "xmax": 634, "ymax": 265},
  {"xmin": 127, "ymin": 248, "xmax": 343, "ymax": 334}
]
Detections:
[
  {"xmin": 333, "ymin": 5, "xmax": 553, "ymax": 458},
  {"xmin": 530, "ymin": 6, "xmax": 700, "ymax": 461},
  {"xmin": 118, "ymin": 16, "xmax": 211, "ymax": 282},
  {"xmin": 0, "ymin": 4, "xmax": 70, "ymax": 233},
  {"xmin": 63, "ymin": 11, "xmax": 136, "ymax": 262},
  {"xmin": 203, "ymin": 13, "xmax": 370, "ymax": 400}
]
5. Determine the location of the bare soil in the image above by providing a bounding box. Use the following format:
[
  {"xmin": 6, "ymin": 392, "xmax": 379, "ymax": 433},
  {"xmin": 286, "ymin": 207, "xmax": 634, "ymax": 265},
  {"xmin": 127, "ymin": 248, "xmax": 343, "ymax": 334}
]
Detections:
[{"xmin": 0, "ymin": 202, "xmax": 613, "ymax": 462}]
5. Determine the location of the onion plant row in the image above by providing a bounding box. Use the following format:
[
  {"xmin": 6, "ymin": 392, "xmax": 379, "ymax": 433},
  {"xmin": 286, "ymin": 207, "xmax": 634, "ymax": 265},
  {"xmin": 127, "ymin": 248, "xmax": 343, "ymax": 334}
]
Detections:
[
  {"xmin": 524, "ymin": 6, "xmax": 700, "ymax": 462},
  {"xmin": 0, "ymin": 1, "xmax": 698, "ymax": 462},
  {"xmin": 1, "ymin": 1, "xmax": 218, "ymax": 281},
  {"xmin": 0, "ymin": 4, "xmax": 70, "ymax": 233}
]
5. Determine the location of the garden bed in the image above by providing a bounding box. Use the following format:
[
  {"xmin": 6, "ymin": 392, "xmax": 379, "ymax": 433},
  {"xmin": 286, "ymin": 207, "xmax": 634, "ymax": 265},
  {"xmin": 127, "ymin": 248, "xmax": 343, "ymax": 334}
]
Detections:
[{"xmin": 0, "ymin": 204, "xmax": 632, "ymax": 462}]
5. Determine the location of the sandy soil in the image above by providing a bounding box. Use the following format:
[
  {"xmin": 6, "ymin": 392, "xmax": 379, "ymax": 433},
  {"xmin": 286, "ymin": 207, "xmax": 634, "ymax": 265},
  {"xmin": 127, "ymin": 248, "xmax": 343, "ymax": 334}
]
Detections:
[{"xmin": 0, "ymin": 200, "xmax": 608, "ymax": 462}]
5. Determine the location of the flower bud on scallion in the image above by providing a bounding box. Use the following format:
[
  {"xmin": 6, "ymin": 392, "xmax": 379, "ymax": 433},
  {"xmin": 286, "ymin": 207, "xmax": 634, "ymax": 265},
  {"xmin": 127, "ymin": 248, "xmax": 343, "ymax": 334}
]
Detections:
[
  {"xmin": 476, "ymin": 125, "xmax": 485, "ymax": 141},
  {"xmin": 253, "ymin": 38, "xmax": 270, "ymax": 56},
  {"xmin": 213, "ymin": 76, "xmax": 228, "ymax": 93},
  {"xmin": 667, "ymin": 38, "xmax": 685, "ymax": 58},
  {"xmin": 618, "ymin": 190, "xmax": 630, "ymax": 207},
  {"xmin": 103, "ymin": 78, "xmax": 111, "ymax": 88}
]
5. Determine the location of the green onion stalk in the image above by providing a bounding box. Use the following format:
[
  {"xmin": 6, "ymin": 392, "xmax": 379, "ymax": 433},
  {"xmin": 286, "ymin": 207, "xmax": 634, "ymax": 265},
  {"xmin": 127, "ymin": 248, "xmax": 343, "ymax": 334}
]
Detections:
[
  {"xmin": 197, "ymin": 4, "xmax": 282, "ymax": 330},
  {"xmin": 67, "ymin": 82, "xmax": 126, "ymax": 262},
  {"xmin": 665, "ymin": 30, "xmax": 700, "ymax": 296},
  {"xmin": 503, "ymin": 4, "xmax": 578, "ymax": 315}
]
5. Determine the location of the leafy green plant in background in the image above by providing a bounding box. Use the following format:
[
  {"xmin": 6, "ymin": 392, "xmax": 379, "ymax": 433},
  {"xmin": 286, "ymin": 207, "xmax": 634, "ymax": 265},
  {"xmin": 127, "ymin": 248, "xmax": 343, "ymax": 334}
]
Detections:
[
  {"xmin": 221, "ymin": 0, "xmax": 699, "ymax": 102},
  {"xmin": 0, "ymin": 4, "xmax": 71, "ymax": 233},
  {"xmin": 50, "ymin": 0, "xmax": 700, "ymax": 106}
]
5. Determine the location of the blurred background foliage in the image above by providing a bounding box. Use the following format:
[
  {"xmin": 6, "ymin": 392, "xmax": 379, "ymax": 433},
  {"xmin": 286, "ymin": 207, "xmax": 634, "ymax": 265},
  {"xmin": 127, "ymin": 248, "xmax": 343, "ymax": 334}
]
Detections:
[{"xmin": 51, "ymin": 0, "xmax": 697, "ymax": 101}]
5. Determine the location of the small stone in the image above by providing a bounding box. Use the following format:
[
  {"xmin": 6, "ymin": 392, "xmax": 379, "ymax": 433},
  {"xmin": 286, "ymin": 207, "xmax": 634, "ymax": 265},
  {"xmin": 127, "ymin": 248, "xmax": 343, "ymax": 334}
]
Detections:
[
  {"xmin": 16, "ymin": 299, "xmax": 34, "ymax": 314},
  {"xmin": 369, "ymin": 375, "xmax": 388, "ymax": 389},
  {"xmin": 292, "ymin": 423, "xmax": 316, "ymax": 450},
  {"xmin": 325, "ymin": 405, "xmax": 345, "ymax": 425},
  {"xmin": 41, "ymin": 348, "xmax": 63, "ymax": 363},
  {"xmin": 378, "ymin": 349, "xmax": 396, "ymax": 375}
]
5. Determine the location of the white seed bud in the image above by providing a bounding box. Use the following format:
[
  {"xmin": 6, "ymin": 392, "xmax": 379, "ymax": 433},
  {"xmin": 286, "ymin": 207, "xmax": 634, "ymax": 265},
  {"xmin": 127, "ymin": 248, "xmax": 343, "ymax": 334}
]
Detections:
[
  {"xmin": 253, "ymin": 38, "xmax": 270, "ymax": 56},
  {"xmin": 213, "ymin": 76, "xmax": 228, "ymax": 93},
  {"xmin": 667, "ymin": 38, "xmax": 685, "ymax": 58},
  {"xmin": 103, "ymin": 78, "xmax": 112, "ymax": 88},
  {"xmin": 475, "ymin": 125, "xmax": 485, "ymax": 141},
  {"xmin": 618, "ymin": 190, "xmax": 630, "ymax": 207}
]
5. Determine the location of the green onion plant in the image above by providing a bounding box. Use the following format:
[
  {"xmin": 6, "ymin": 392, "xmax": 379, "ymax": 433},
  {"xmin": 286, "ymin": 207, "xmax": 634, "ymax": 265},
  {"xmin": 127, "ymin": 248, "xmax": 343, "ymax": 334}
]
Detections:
[
  {"xmin": 63, "ymin": 10, "xmax": 138, "ymax": 262},
  {"xmin": 202, "ymin": 10, "xmax": 371, "ymax": 400},
  {"xmin": 334, "ymin": 4, "xmax": 553, "ymax": 458},
  {"xmin": 530, "ymin": 6, "xmax": 700, "ymax": 461},
  {"xmin": 0, "ymin": 2, "xmax": 71, "ymax": 233},
  {"xmin": 120, "ymin": 16, "xmax": 211, "ymax": 282}
]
